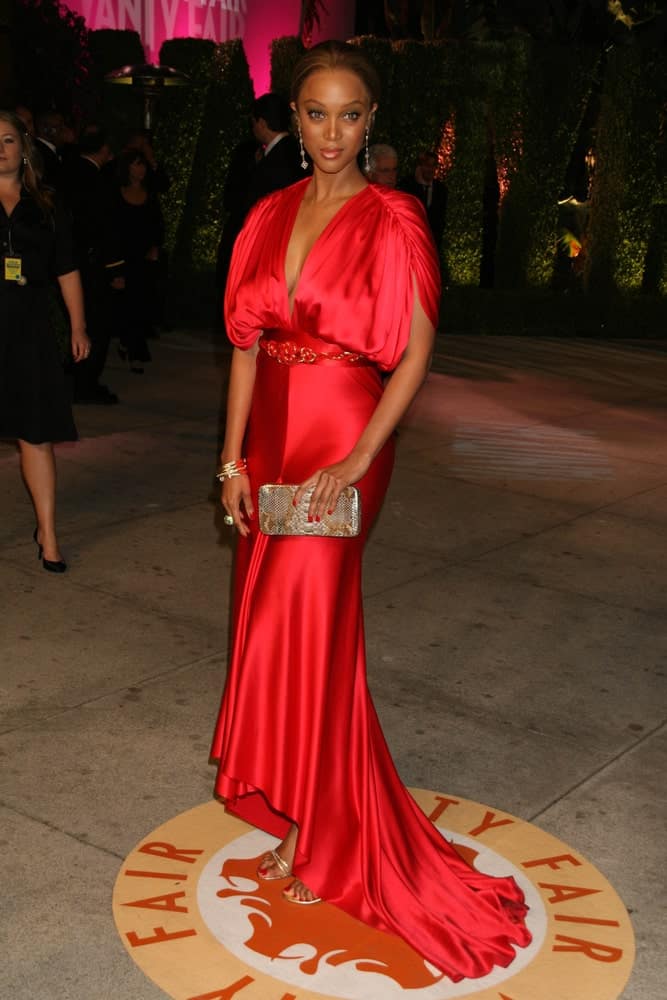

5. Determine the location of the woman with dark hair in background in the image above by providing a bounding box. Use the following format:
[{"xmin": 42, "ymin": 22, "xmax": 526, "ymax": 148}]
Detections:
[
  {"xmin": 0, "ymin": 110, "xmax": 89, "ymax": 572},
  {"xmin": 211, "ymin": 42, "xmax": 531, "ymax": 981},
  {"xmin": 106, "ymin": 149, "xmax": 163, "ymax": 373}
]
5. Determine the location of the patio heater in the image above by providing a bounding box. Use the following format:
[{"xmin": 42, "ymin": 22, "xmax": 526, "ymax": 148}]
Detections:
[{"xmin": 104, "ymin": 63, "xmax": 190, "ymax": 132}]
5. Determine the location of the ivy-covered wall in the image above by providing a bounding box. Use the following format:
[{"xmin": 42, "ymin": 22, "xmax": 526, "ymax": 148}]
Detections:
[
  {"xmin": 494, "ymin": 40, "xmax": 599, "ymax": 289},
  {"xmin": 348, "ymin": 36, "xmax": 396, "ymax": 146},
  {"xmin": 270, "ymin": 35, "xmax": 305, "ymax": 101},
  {"xmin": 154, "ymin": 38, "xmax": 218, "ymax": 257},
  {"xmin": 88, "ymin": 29, "xmax": 146, "ymax": 142},
  {"xmin": 437, "ymin": 42, "xmax": 490, "ymax": 287},
  {"xmin": 85, "ymin": 30, "xmax": 664, "ymax": 309},
  {"xmin": 585, "ymin": 47, "xmax": 665, "ymax": 296},
  {"xmin": 155, "ymin": 38, "xmax": 251, "ymax": 267}
]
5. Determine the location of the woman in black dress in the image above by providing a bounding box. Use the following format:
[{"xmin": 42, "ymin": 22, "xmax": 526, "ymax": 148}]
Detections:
[
  {"xmin": 106, "ymin": 150, "xmax": 163, "ymax": 373},
  {"xmin": 0, "ymin": 111, "xmax": 89, "ymax": 572}
]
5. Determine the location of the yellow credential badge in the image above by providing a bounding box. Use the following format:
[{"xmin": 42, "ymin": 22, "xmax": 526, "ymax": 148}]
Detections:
[{"xmin": 4, "ymin": 256, "xmax": 23, "ymax": 282}]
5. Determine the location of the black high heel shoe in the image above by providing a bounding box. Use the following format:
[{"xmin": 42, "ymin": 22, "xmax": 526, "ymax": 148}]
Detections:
[{"xmin": 33, "ymin": 528, "xmax": 67, "ymax": 574}]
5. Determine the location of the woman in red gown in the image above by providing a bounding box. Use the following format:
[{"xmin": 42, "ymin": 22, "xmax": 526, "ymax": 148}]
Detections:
[{"xmin": 211, "ymin": 41, "xmax": 531, "ymax": 981}]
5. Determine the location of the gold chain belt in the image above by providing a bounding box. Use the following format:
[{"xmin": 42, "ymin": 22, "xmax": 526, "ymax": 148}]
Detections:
[{"xmin": 259, "ymin": 336, "xmax": 368, "ymax": 366}]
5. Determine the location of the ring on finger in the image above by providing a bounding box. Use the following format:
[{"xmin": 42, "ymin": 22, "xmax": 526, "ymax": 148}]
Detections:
[{"xmin": 223, "ymin": 514, "xmax": 234, "ymax": 526}]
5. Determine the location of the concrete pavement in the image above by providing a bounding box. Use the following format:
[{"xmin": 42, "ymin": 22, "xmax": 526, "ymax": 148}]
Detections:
[{"xmin": 1, "ymin": 331, "xmax": 666, "ymax": 999}]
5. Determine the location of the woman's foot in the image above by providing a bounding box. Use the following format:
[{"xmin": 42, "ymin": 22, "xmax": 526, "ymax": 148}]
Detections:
[
  {"xmin": 283, "ymin": 879, "xmax": 322, "ymax": 905},
  {"xmin": 257, "ymin": 825, "xmax": 298, "ymax": 880},
  {"xmin": 258, "ymin": 825, "xmax": 321, "ymax": 903},
  {"xmin": 257, "ymin": 849, "xmax": 291, "ymax": 881},
  {"xmin": 33, "ymin": 527, "xmax": 65, "ymax": 566}
]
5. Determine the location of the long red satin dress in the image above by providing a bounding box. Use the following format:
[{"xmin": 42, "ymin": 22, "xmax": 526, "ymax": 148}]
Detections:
[{"xmin": 211, "ymin": 178, "xmax": 531, "ymax": 980}]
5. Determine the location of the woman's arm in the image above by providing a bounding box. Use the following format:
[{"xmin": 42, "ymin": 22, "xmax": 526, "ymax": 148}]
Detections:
[
  {"xmin": 57, "ymin": 270, "xmax": 91, "ymax": 362},
  {"xmin": 296, "ymin": 280, "xmax": 435, "ymax": 519},
  {"xmin": 220, "ymin": 343, "xmax": 259, "ymax": 536}
]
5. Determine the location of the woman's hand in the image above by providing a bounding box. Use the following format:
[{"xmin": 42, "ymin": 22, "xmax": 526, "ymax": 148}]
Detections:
[
  {"xmin": 71, "ymin": 328, "xmax": 91, "ymax": 363},
  {"xmin": 294, "ymin": 451, "xmax": 371, "ymax": 523},
  {"xmin": 221, "ymin": 474, "xmax": 254, "ymax": 538}
]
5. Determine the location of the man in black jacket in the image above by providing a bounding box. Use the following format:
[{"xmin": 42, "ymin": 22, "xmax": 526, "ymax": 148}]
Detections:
[
  {"xmin": 399, "ymin": 150, "xmax": 448, "ymax": 251},
  {"xmin": 34, "ymin": 110, "xmax": 65, "ymax": 191},
  {"xmin": 216, "ymin": 94, "xmax": 305, "ymax": 320},
  {"xmin": 245, "ymin": 93, "xmax": 305, "ymax": 211},
  {"xmin": 63, "ymin": 126, "xmax": 120, "ymax": 404}
]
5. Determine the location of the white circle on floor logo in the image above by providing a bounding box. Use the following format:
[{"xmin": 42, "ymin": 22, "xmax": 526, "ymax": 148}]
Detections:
[{"xmin": 113, "ymin": 791, "xmax": 634, "ymax": 1000}]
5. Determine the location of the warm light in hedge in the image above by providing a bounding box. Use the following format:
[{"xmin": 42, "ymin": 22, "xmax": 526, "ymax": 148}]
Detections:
[
  {"xmin": 436, "ymin": 113, "xmax": 456, "ymax": 179},
  {"xmin": 497, "ymin": 120, "xmax": 524, "ymax": 204}
]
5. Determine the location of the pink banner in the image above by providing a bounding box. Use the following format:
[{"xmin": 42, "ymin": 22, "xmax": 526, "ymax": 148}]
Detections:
[{"xmin": 71, "ymin": 0, "xmax": 356, "ymax": 94}]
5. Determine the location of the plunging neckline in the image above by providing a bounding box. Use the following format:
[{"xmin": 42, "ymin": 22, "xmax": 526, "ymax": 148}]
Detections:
[{"xmin": 284, "ymin": 181, "xmax": 372, "ymax": 321}]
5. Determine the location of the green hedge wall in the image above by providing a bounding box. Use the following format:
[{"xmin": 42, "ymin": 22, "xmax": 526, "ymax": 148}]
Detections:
[
  {"xmin": 585, "ymin": 47, "xmax": 664, "ymax": 295},
  {"xmin": 172, "ymin": 39, "xmax": 254, "ymax": 271},
  {"xmin": 82, "ymin": 30, "xmax": 663, "ymax": 312},
  {"xmin": 390, "ymin": 40, "xmax": 449, "ymax": 170},
  {"xmin": 494, "ymin": 41, "xmax": 599, "ymax": 289},
  {"xmin": 439, "ymin": 42, "xmax": 492, "ymax": 287},
  {"xmin": 89, "ymin": 27, "xmax": 145, "ymax": 76},
  {"xmin": 154, "ymin": 39, "xmax": 218, "ymax": 257},
  {"xmin": 270, "ymin": 36, "xmax": 305, "ymax": 100},
  {"xmin": 89, "ymin": 29, "xmax": 146, "ymax": 143},
  {"xmin": 348, "ymin": 36, "xmax": 396, "ymax": 146}
]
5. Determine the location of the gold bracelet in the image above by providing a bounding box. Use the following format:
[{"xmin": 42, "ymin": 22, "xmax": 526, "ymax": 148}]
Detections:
[{"xmin": 216, "ymin": 458, "xmax": 248, "ymax": 482}]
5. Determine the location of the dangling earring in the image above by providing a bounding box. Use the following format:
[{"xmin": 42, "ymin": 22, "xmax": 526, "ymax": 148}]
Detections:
[
  {"xmin": 297, "ymin": 124, "xmax": 308, "ymax": 171},
  {"xmin": 364, "ymin": 127, "xmax": 370, "ymax": 173}
]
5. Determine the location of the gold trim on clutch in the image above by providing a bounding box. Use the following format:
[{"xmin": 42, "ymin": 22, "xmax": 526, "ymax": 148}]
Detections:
[{"xmin": 258, "ymin": 484, "xmax": 361, "ymax": 537}]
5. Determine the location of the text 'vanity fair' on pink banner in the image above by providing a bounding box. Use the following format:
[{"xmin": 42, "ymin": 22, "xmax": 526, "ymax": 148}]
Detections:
[{"xmin": 69, "ymin": 0, "xmax": 356, "ymax": 94}]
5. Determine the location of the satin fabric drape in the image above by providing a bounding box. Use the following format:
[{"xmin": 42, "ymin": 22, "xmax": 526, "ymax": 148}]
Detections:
[{"xmin": 211, "ymin": 180, "xmax": 531, "ymax": 980}]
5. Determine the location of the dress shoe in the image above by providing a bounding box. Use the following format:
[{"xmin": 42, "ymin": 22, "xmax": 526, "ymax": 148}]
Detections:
[{"xmin": 33, "ymin": 528, "xmax": 67, "ymax": 574}]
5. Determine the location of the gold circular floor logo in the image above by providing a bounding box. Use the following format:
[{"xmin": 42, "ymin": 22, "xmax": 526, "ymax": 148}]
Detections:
[{"xmin": 113, "ymin": 791, "xmax": 634, "ymax": 999}]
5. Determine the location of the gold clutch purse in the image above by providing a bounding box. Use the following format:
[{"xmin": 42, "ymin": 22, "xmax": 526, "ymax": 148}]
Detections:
[{"xmin": 258, "ymin": 484, "xmax": 361, "ymax": 537}]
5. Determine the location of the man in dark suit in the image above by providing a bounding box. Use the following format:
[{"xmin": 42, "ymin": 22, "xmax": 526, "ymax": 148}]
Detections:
[
  {"xmin": 63, "ymin": 126, "xmax": 120, "ymax": 404},
  {"xmin": 244, "ymin": 93, "xmax": 305, "ymax": 211},
  {"xmin": 216, "ymin": 95, "xmax": 305, "ymax": 322},
  {"xmin": 34, "ymin": 110, "xmax": 66, "ymax": 190},
  {"xmin": 399, "ymin": 150, "xmax": 448, "ymax": 251}
]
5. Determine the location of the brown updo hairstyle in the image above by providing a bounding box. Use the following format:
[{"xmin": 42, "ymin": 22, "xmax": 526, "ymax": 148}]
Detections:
[
  {"xmin": 115, "ymin": 149, "xmax": 149, "ymax": 187},
  {"xmin": 290, "ymin": 41, "xmax": 381, "ymax": 108},
  {"xmin": 0, "ymin": 110, "xmax": 53, "ymax": 214}
]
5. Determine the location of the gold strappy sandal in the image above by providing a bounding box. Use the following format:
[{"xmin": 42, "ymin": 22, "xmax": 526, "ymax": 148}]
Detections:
[
  {"xmin": 257, "ymin": 849, "xmax": 292, "ymax": 881},
  {"xmin": 282, "ymin": 878, "xmax": 322, "ymax": 905}
]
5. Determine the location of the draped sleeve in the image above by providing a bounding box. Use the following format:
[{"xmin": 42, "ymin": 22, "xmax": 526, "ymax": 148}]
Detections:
[
  {"xmin": 223, "ymin": 180, "xmax": 441, "ymax": 370},
  {"xmin": 355, "ymin": 185, "xmax": 441, "ymax": 369},
  {"xmin": 223, "ymin": 192, "xmax": 287, "ymax": 348}
]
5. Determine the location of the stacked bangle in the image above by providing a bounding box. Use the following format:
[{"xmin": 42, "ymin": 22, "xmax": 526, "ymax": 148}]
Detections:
[{"xmin": 216, "ymin": 458, "xmax": 248, "ymax": 482}]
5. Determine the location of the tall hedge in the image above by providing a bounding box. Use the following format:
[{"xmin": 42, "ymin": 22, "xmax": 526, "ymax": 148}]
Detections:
[
  {"xmin": 270, "ymin": 35, "xmax": 305, "ymax": 100},
  {"xmin": 89, "ymin": 29, "xmax": 145, "ymax": 140},
  {"xmin": 154, "ymin": 39, "xmax": 218, "ymax": 257},
  {"xmin": 77, "ymin": 29, "xmax": 662, "ymax": 310},
  {"xmin": 390, "ymin": 40, "xmax": 450, "ymax": 172},
  {"xmin": 440, "ymin": 41, "xmax": 493, "ymax": 287},
  {"xmin": 493, "ymin": 40, "xmax": 599, "ymax": 289},
  {"xmin": 178, "ymin": 39, "xmax": 254, "ymax": 270},
  {"xmin": 11, "ymin": 0, "xmax": 91, "ymax": 115},
  {"xmin": 348, "ymin": 36, "xmax": 396, "ymax": 146},
  {"xmin": 585, "ymin": 47, "xmax": 664, "ymax": 294}
]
